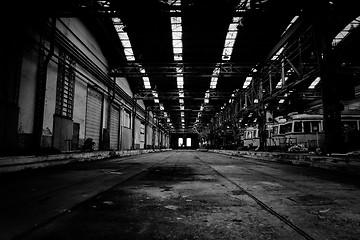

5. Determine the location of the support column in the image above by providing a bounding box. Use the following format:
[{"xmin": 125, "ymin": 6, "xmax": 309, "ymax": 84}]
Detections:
[
  {"xmin": 313, "ymin": 5, "xmax": 344, "ymax": 154},
  {"xmin": 34, "ymin": 18, "xmax": 56, "ymax": 149},
  {"xmin": 131, "ymin": 99, "xmax": 137, "ymax": 150},
  {"xmin": 257, "ymin": 82, "xmax": 266, "ymax": 151},
  {"xmin": 144, "ymin": 107, "xmax": 148, "ymax": 149}
]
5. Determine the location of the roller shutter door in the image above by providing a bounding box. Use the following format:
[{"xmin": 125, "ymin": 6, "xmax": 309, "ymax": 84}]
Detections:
[
  {"xmin": 140, "ymin": 122, "xmax": 145, "ymax": 149},
  {"xmin": 146, "ymin": 125, "xmax": 153, "ymax": 148},
  {"xmin": 134, "ymin": 117, "xmax": 141, "ymax": 149},
  {"xmin": 110, "ymin": 106, "xmax": 120, "ymax": 150},
  {"xmin": 85, "ymin": 88, "xmax": 102, "ymax": 150}
]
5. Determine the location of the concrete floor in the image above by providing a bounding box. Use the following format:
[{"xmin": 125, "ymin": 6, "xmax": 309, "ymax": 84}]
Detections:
[{"xmin": 1, "ymin": 150, "xmax": 360, "ymax": 240}]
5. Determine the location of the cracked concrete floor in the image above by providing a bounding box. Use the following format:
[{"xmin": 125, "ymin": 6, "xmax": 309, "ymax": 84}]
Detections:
[{"xmin": 4, "ymin": 150, "xmax": 360, "ymax": 240}]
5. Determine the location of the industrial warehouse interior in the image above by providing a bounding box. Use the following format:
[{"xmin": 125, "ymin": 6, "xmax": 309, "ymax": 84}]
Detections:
[{"xmin": 1, "ymin": 0, "xmax": 360, "ymax": 239}]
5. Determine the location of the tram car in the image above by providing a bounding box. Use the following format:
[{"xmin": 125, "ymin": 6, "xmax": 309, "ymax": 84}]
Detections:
[
  {"xmin": 279, "ymin": 114, "xmax": 325, "ymax": 150},
  {"xmin": 243, "ymin": 126, "xmax": 259, "ymax": 149},
  {"xmin": 243, "ymin": 113, "xmax": 360, "ymax": 151},
  {"xmin": 243, "ymin": 121, "xmax": 287, "ymax": 150}
]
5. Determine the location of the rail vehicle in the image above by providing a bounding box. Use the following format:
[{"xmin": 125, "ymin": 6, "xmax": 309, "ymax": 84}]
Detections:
[{"xmin": 243, "ymin": 113, "xmax": 360, "ymax": 151}]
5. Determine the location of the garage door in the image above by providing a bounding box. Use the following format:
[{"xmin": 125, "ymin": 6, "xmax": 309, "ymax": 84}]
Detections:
[
  {"xmin": 85, "ymin": 88, "xmax": 102, "ymax": 150},
  {"xmin": 110, "ymin": 105, "xmax": 120, "ymax": 150}
]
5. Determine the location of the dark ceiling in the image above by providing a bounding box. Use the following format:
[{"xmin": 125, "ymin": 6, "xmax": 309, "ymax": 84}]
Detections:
[{"xmin": 12, "ymin": 0, "xmax": 360, "ymax": 133}]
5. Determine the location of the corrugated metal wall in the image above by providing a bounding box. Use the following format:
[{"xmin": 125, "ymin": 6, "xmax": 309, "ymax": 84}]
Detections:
[
  {"xmin": 110, "ymin": 105, "xmax": 120, "ymax": 150},
  {"xmin": 85, "ymin": 88, "xmax": 102, "ymax": 150}
]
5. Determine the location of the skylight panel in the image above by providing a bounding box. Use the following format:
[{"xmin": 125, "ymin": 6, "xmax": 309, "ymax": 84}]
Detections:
[
  {"xmin": 171, "ymin": 16, "xmax": 182, "ymax": 25},
  {"xmin": 274, "ymin": 68, "xmax": 293, "ymax": 88},
  {"xmin": 276, "ymin": 77, "xmax": 288, "ymax": 89},
  {"xmin": 205, "ymin": 90, "xmax": 210, "ymax": 99},
  {"xmin": 112, "ymin": 17, "xmax": 121, "ymax": 24},
  {"xmin": 172, "ymin": 31, "xmax": 182, "ymax": 40},
  {"xmin": 170, "ymin": 1, "xmax": 185, "ymax": 130},
  {"xmin": 221, "ymin": 16, "xmax": 241, "ymax": 61},
  {"xmin": 243, "ymin": 76, "xmax": 252, "ymax": 89},
  {"xmin": 236, "ymin": 0, "xmax": 250, "ymax": 12},
  {"xmin": 281, "ymin": 16, "xmax": 299, "ymax": 37},
  {"xmin": 308, "ymin": 77, "xmax": 320, "ymax": 89},
  {"xmin": 120, "ymin": 40, "xmax": 132, "ymax": 48},
  {"xmin": 177, "ymin": 76, "xmax": 184, "ymax": 89},
  {"xmin": 143, "ymin": 76, "xmax": 151, "ymax": 89},
  {"xmin": 228, "ymin": 23, "xmax": 239, "ymax": 31},
  {"xmin": 173, "ymin": 40, "xmax": 183, "ymax": 48},
  {"xmin": 332, "ymin": 16, "xmax": 360, "ymax": 47},
  {"xmin": 225, "ymin": 31, "xmax": 238, "ymax": 40},
  {"xmin": 210, "ymin": 77, "xmax": 218, "ymax": 89},
  {"xmin": 173, "ymin": 48, "xmax": 182, "ymax": 54},
  {"xmin": 271, "ymin": 46, "xmax": 285, "ymax": 61},
  {"xmin": 172, "ymin": 0, "xmax": 181, "ymax": 6},
  {"xmin": 112, "ymin": 17, "xmax": 136, "ymax": 61},
  {"xmin": 213, "ymin": 67, "xmax": 220, "ymax": 75},
  {"xmin": 176, "ymin": 67, "xmax": 183, "ymax": 73},
  {"xmin": 152, "ymin": 90, "xmax": 159, "ymax": 103},
  {"xmin": 113, "ymin": 17, "xmax": 155, "ymax": 89},
  {"xmin": 171, "ymin": 15, "xmax": 183, "ymax": 61},
  {"xmin": 222, "ymin": 47, "xmax": 234, "ymax": 59}
]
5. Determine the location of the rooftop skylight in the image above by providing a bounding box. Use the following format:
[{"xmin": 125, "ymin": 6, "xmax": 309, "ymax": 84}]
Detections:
[
  {"xmin": 170, "ymin": 0, "xmax": 184, "ymax": 130},
  {"xmin": 308, "ymin": 77, "xmax": 320, "ymax": 89},
  {"xmin": 171, "ymin": 16, "xmax": 183, "ymax": 61},
  {"xmin": 210, "ymin": 66, "xmax": 220, "ymax": 89},
  {"xmin": 281, "ymin": 16, "xmax": 299, "ymax": 37},
  {"xmin": 242, "ymin": 68, "xmax": 257, "ymax": 89},
  {"xmin": 276, "ymin": 77, "xmax": 288, "ymax": 89},
  {"xmin": 112, "ymin": 18, "xmax": 135, "ymax": 61},
  {"xmin": 152, "ymin": 90, "xmax": 159, "ymax": 103},
  {"xmin": 243, "ymin": 76, "xmax": 253, "ymax": 89},
  {"xmin": 198, "ymin": 2, "xmax": 245, "ymax": 126},
  {"xmin": 275, "ymin": 69, "xmax": 293, "ymax": 89},
  {"xmin": 236, "ymin": 0, "xmax": 251, "ymax": 12},
  {"xmin": 222, "ymin": 17, "xmax": 241, "ymax": 60},
  {"xmin": 271, "ymin": 46, "xmax": 285, "ymax": 61},
  {"xmin": 332, "ymin": 16, "xmax": 360, "ymax": 47},
  {"xmin": 177, "ymin": 76, "xmax": 184, "ymax": 89},
  {"xmin": 112, "ymin": 18, "xmax": 154, "ymax": 91}
]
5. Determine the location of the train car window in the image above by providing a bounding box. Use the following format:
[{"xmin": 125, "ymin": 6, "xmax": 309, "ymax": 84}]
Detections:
[
  {"xmin": 284, "ymin": 123, "xmax": 292, "ymax": 133},
  {"xmin": 245, "ymin": 131, "xmax": 252, "ymax": 139},
  {"xmin": 304, "ymin": 121, "xmax": 311, "ymax": 133},
  {"xmin": 311, "ymin": 121, "xmax": 321, "ymax": 132},
  {"xmin": 342, "ymin": 121, "xmax": 357, "ymax": 131},
  {"xmin": 279, "ymin": 124, "xmax": 286, "ymax": 134},
  {"xmin": 266, "ymin": 129, "xmax": 270, "ymax": 138},
  {"xmin": 294, "ymin": 121, "xmax": 302, "ymax": 132},
  {"xmin": 273, "ymin": 126, "xmax": 279, "ymax": 135}
]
